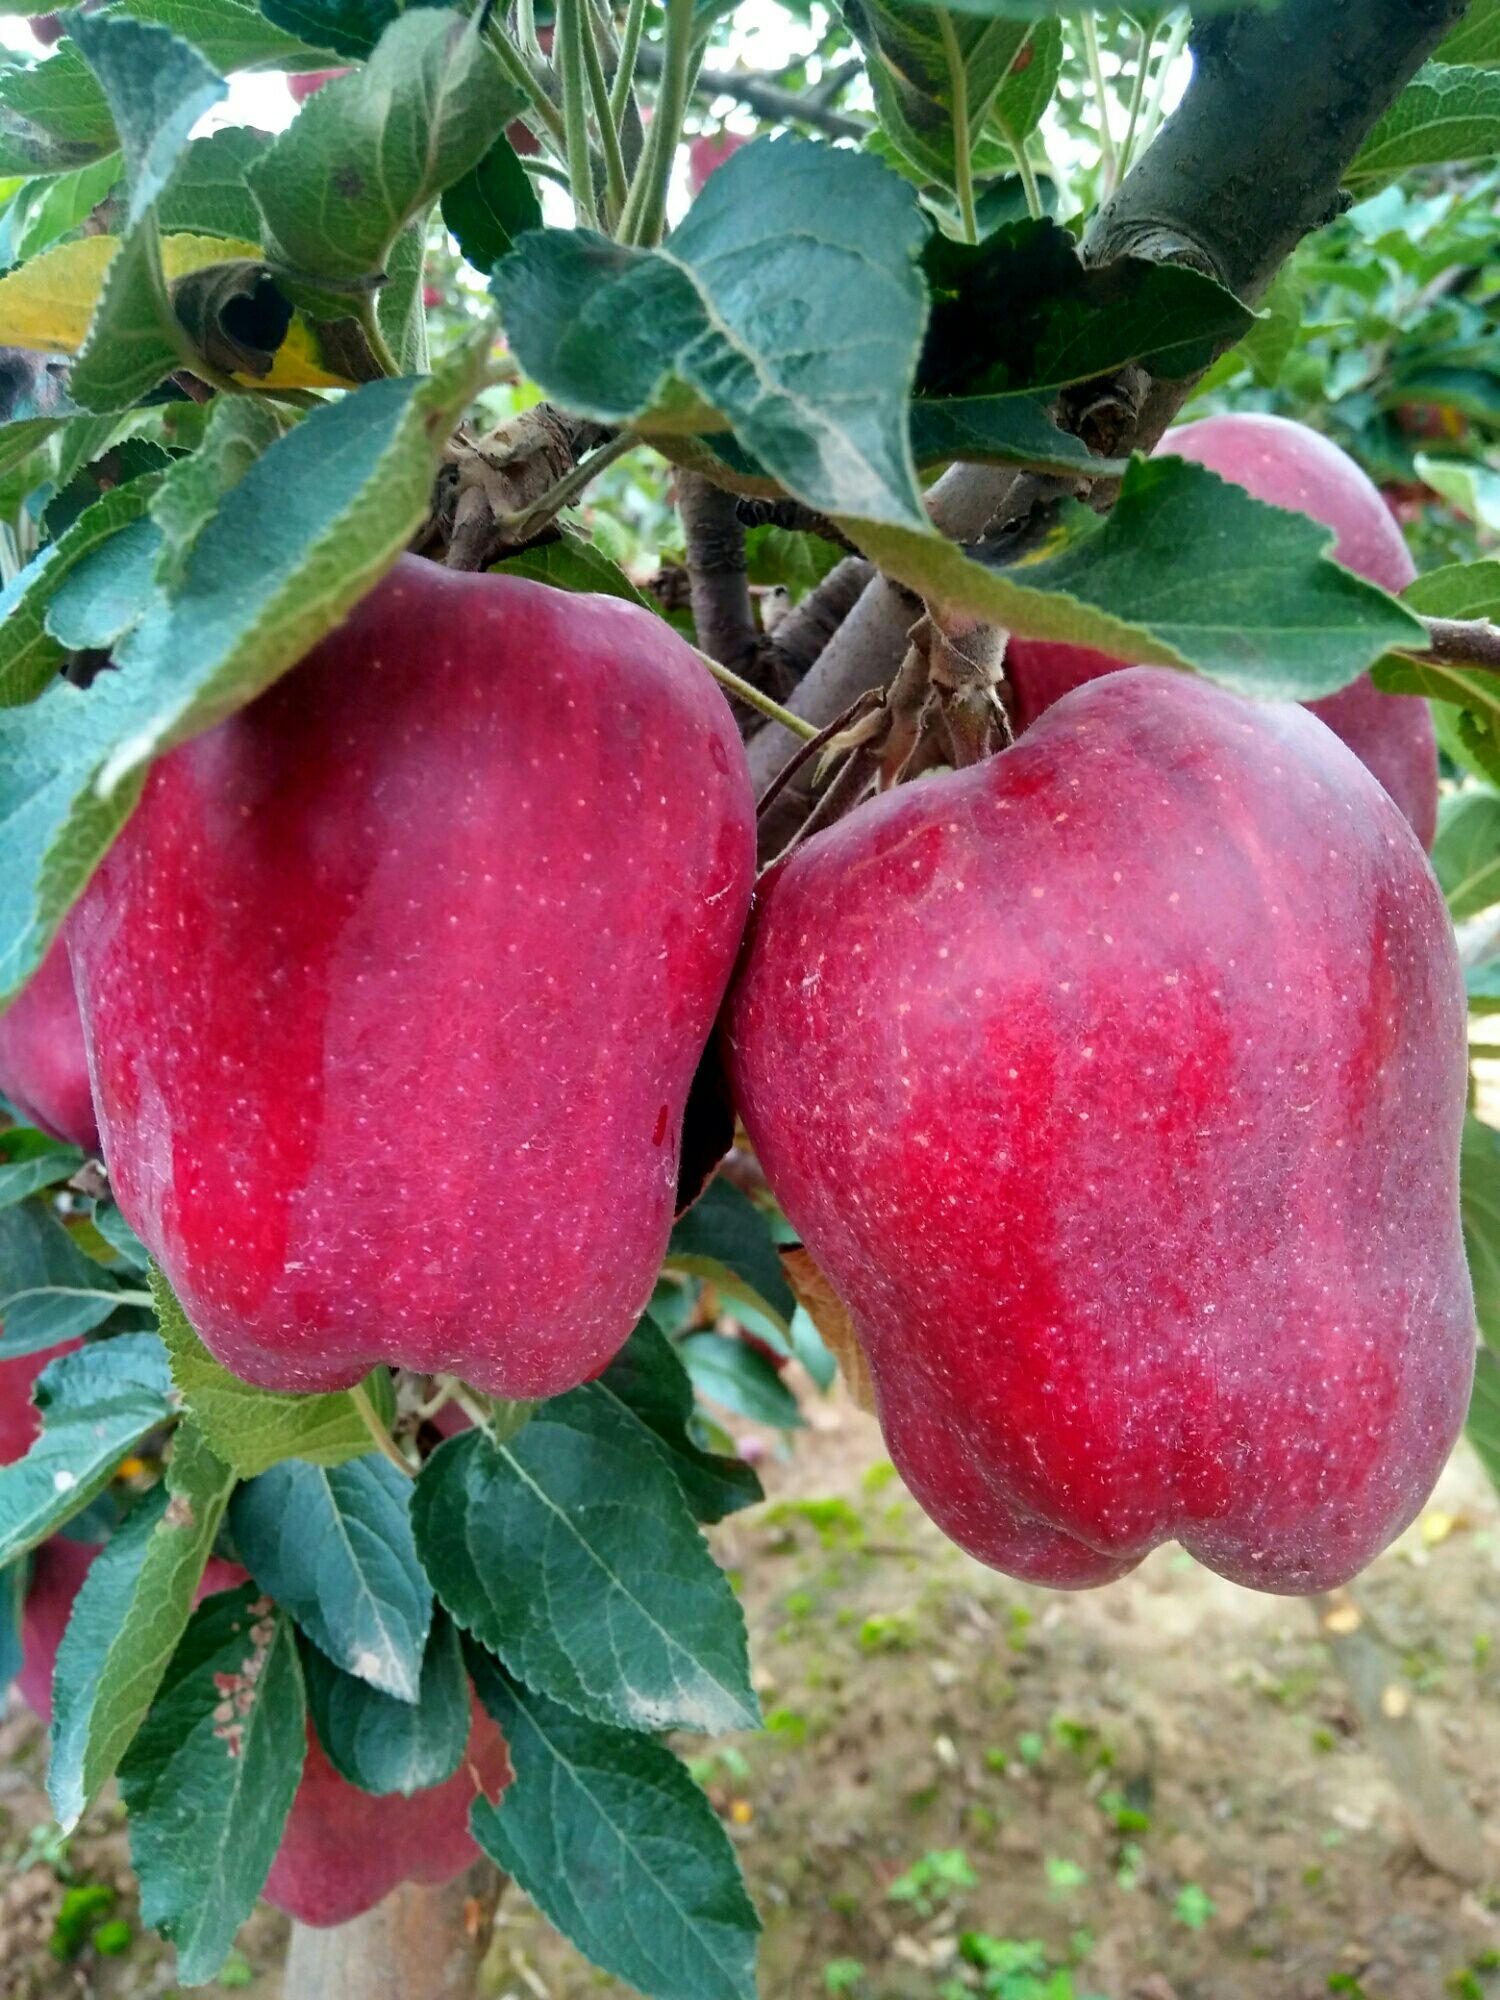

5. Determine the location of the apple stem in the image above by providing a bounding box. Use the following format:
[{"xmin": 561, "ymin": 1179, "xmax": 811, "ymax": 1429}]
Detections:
[
  {"xmin": 608, "ymin": 0, "xmax": 648, "ymax": 129},
  {"xmin": 693, "ymin": 648, "xmax": 821, "ymax": 741},
  {"xmin": 1078, "ymin": 16, "xmax": 1119, "ymax": 193},
  {"xmin": 349, "ymin": 1383, "xmax": 417, "ymax": 1479}
]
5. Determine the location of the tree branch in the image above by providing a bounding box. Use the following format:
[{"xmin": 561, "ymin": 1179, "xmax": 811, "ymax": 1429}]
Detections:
[
  {"xmin": 679, "ymin": 470, "xmax": 761, "ymax": 687},
  {"xmin": 746, "ymin": 0, "xmax": 1470, "ymax": 831},
  {"xmin": 1415, "ymin": 617, "xmax": 1500, "ymax": 675},
  {"xmin": 632, "ymin": 44, "xmax": 867, "ymax": 140}
]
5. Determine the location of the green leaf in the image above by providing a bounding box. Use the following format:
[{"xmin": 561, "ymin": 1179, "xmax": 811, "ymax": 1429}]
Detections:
[
  {"xmin": 0, "ymin": 1332, "xmax": 174, "ymax": 1568},
  {"xmin": 302, "ymin": 1611, "xmax": 469, "ymax": 1796},
  {"xmin": 0, "ymin": 1560, "xmax": 23, "ymax": 1697},
  {"xmin": 1462, "ymin": 1112, "xmax": 1500, "ymax": 1352},
  {"xmin": 260, "ymin": 0, "xmax": 443, "ymax": 60},
  {"xmin": 0, "ymin": 47, "xmax": 117, "ymax": 180},
  {"xmin": 442, "ymin": 130, "xmax": 542, "ymax": 272},
  {"xmin": 678, "ymin": 1332, "xmax": 807, "ymax": 1430},
  {"xmin": 120, "ymin": 1589, "xmax": 306, "ymax": 1987},
  {"xmin": 48, "ymin": 1423, "xmax": 237, "ymax": 1832},
  {"xmin": 148, "ymin": 394, "xmax": 287, "ymax": 591},
  {"xmin": 909, "ymin": 393, "xmax": 1126, "ymax": 475},
  {"xmin": 1468, "ymin": 1346, "xmax": 1500, "ymax": 1496},
  {"xmin": 495, "ymin": 136, "xmax": 930, "ymax": 529},
  {"xmin": 854, "ymin": 453, "xmax": 1427, "ymax": 702},
  {"xmin": 153, "ymin": 1268, "xmax": 394, "ymax": 1476},
  {"xmin": 47, "ymin": 514, "xmax": 164, "ymax": 653},
  {"xmin": 1433, "ymin": 789, "xmax": 1500, "ymax": 921},
  {"xmin": 490, "ymin": 527, "xmax": 659, "ymax": 609},
  {"xmin": 0, "ymin": 1199, "xmax": 131, "ymax": 1353},
  {"xmin": 669, "ymin": 1176, "xmax": 797, "ymax": 1337},
  {"xmin": 249, "ymin": 8, "xmax": 515, "ymax": 309},
  {"xmin": 1414, "ymin": 451, "xmax": 1500, "ymax": 535},
  {"xmin": 0, "ymin": 1131, "xmax": 83, "ymax": 1209},
  {"xmin": 13, "ymin": 153, "xmax": 122, "ymax": 260},
  {"xmin": 66, "ymin": 12, "xmax": 226, "ymax": 413},
  {"xmin": 0, "ymin": 474, "xmax": 163, "ymax": 706},
  {"xmin": 1347, "ymin": 62, "xmax": 1500, "ymax": 187},
  {"xmin": 0, "ymin": 416, "xmax": 66, "ymax": 481},
  {"xmin": 378, "ymin": 210, "xmax": 429, "ymax": 373},
  {"xmin": 469, "ymin": 1656, "xmax": 759, "ymax": 2000},
  {"xmin": 1373, "ymin": 563, "xmax": 1500, "ymax": 755},
  {"xmin": 116, "ymin": 0, "xmax": 337, "ymax": 71},
  {"xmin": 90, "ymin": 1197, "xmax": 150, "ymax": 1271},
  {"xmin": 0, "ymin": 345, "xmax": 487, "ymax": 1005},
  {"xmin": 72, "ymin": 13, "xmax": 222, "ymax": 224},
  {"xmin": 156, "ymin": 126, "xmax": 268, "ymax": 241},
  {"xmin": 413, "ymin": 1415, "xmax": 758, "ymax": 1736},
  {"xmin": 987, "ymin": 15, "xmax": 1060, "ymax": 152},
  {"xmin": 1438, "ymin": 0, "xmax": 1500, "ymax": 67},
  {"xmin": 230, "ymin": 1456, "xmax": 431, "ymax": 1701},
  {"xmin": 921, "ymin": 218, "xmax": 1254, "ymax": 397},
  {"xmin": 591, "ymin": 1314, "xmax": 763, "ymax": 1523},
  {"xmin": 846, "ymin": 0, "xmax": 1030, "ymax": 190}
]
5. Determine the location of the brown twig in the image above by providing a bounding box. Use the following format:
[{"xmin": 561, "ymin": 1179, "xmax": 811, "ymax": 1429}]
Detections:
[
  {"xmin": 679, "ymin": 470, "xmax": 760, "ymax": 682},
  {"xmin": 1415, "ymin": 618, "xmax": 1500, "ymax": 675}
]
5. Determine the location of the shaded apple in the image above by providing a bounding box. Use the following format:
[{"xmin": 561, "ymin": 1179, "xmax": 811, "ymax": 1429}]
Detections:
[
  {"xmin": 263, "ymin": 1714, "xmax": 511, "ymax": 1928},
  {"xmin": 0, "ymin": 934, "xmax": 98, "ymax": 1150},
  {"xmin": 0, "ymin": 1339, "xmax": 80, "ymax": 1470},
  {"xmin": 16, "ymin": 1541, "xmax": 510, "ymax": 1925},
  {"xmin": 1004, "ymin": 413, "xmax": 1438, "ymax": 848},
  {"xmin": 72, "ymin": 557, "xmax": 755, "ymax": 1397},
  {"xmin": 688, "ymin": 130, "xmax": 746, "ymax": 196},
  {"xmin": 725, "ymin": 668, "xmax": 1474, "ymax": 1594},
  {"xmin": 287, "ymin": 67, "xmax": 349, "ymax": 102}
]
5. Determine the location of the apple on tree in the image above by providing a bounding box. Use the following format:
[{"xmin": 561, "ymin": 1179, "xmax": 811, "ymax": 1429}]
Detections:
[
  {"xmin": 0, "ymin": 934, "xmax": 98, "ymax": 1151},
  {"xmin": 70, "ymin": 559, "xmax": 755, "ymax": 1399},
  {"xmin": 726, "ymin": 668, "xmax": 1474, "ymax": 1593},
  {"xmin": 1004, "ymin": 413, "xmax": 1439, "ymax": 848}
]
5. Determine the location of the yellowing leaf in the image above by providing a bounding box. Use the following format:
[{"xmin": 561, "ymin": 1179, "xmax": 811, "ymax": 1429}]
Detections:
[{"xmin": 0, "ymin": 233, "xmax": 353, "ymax": 390}]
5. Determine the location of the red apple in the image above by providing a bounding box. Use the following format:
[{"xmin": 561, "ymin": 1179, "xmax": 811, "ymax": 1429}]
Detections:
[
  {"xmin": 1005, "ymin": 413, "xmax": 1438, "ymax": 848},
  {"xmin": 0, "ymin": 933, "xmax": 98, "ymax": 1150},
  {"xmin": 688, "ymin": 131, "xmax": 746, "ymax": 196},
  {"xmin": 287, "ymin": 67, "xmax": 350, "ymax": 104},
  {"xmin": 263, "ymin": 1714, "xmax": 511, "ymax": 1927},
  {"xmin": 18, "ymin": 1541, "xmax": 246, "ymax": 1723},
  {"xmin": 29, "ymin": 14, "xmax": 63, "ymax": 43},
  {"xmin": 725, "ymin": 668, "xmax": 1473, "ymax": 1594},
  {"xmin": 72, "ymin": 558, "xmax": 755, "ymax": 1397},
  {"xmin": 0, "ymin": 1340, "xmax": 80, "ymax": 1469}
]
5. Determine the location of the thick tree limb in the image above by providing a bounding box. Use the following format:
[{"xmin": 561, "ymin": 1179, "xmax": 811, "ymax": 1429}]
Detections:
[
  {"xmin": 746, "ymin": 0, "xmax": 1471, "ymax": 828},
  {"xmin": 283, "ymin": 1866, "xmax": 502, "ymax": 2000},
  {"xmin": 633, "ymin": 44, "xmax": 867, "ymax": 139}
]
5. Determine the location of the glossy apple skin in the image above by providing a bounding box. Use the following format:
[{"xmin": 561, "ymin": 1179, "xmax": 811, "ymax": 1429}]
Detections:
[
  {"xmin": 0, "ymin": 934, "xmax": 98, "ymax": 1150},
  {"xmin": 17, "ymin": 1543, "xmax": 510, "ymax": 1926},
  {"xmin": 71, "ymin": 558, "xmax": 754, "ymax": 1397},
  {"xmin": 725, "ymin": 669, "xmax": 1474, "ymax": 1594},
  {"xmin": 1006, "ymin": 413, "xmax": 1438, "ymax": 849},
  {"xmin": 263, "ymin": 1713, "xmax": 512, "ymax": 1928}
]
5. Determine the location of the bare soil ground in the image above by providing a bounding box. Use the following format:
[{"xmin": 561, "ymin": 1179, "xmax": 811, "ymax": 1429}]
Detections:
[{"xmin": 4, "ymin": 1379, "xmax": 1499, "ymax": 2000}]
